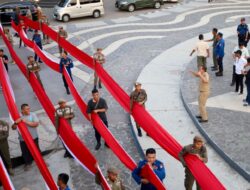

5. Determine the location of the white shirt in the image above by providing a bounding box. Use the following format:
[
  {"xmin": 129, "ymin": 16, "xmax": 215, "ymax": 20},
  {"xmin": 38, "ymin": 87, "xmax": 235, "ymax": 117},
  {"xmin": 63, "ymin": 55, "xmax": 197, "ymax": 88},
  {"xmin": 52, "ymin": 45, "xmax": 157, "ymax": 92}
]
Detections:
[
  {"xmin": 194, "ymin": 40, "xmax": 209, "ymax": 57},
  {"xmin": 232, "ymin": 46, "xmax": 249, "ymax": 58},
  {"xmin": 235, "ymin": 57, "xmax": 247, "ymax": 74}
]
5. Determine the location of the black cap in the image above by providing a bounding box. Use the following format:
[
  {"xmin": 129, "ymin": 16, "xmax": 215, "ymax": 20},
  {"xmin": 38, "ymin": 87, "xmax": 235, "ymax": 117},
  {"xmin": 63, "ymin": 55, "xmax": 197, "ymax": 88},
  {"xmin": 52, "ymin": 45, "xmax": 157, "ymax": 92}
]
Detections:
[{"xmin": 234, "ymin": 50, "xmax": 242, "ymax": 55}]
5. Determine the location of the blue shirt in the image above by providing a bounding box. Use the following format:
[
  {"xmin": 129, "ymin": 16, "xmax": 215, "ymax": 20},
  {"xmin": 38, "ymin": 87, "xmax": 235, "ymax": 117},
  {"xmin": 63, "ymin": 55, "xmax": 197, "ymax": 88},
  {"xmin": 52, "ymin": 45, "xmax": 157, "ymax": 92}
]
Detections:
[
  {"xmin": 59, "ymin": 57, "xmax": 74, "ymax": 76},
  {"xmin": 237, "ymin": 24, "xmax": 249, "ymax": 36},
  {"xmin": 215, "ymin": 38, "xmax": 225, "ymax": 58},
  {"xmin": 132, "ymin": 159, "xmax": 166, "ymax": 190},
  {"xmin": 32, "ymin": 34, "xmax": 42, "ymax": 47},
  {"xmin": 58, "ymin": 186, "xmax": 70, "ymax": 190}
]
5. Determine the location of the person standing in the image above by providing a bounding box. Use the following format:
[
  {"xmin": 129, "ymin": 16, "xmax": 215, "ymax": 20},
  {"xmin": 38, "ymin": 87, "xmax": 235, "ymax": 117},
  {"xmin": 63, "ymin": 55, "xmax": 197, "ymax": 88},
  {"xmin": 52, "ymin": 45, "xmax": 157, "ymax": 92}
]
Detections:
[
  {"xmin": 215, "ymin": 32, "xmax": 225, "ymax": 76},
  {"xmin": 26, "ymin": 55, "xmax": 44, "ymax": 88},
  {"xmin": 57, "ymin": 173, "xmax": 71, "ymax": 190},
  {"xmin": 0, "ymin": 120, "xmax": 14, "ymax": 176},
  {"xmin": 243, "ymin": 58, "xmax": 250, "ymax": 106},
  {"xmin": 59, "ymin": 52, "xmax": 74, "ymax": 95},
  {"xmin": 132, "ymin": 148, "xmax": 165, "ymax": 190},
  {"xmin": 130, "ymin": 82, "xmax": 147, "ymax": 137},
  {"xmin": 58, "ymin": 26, "xmax": 68, "ymax": 54},
  {"xmin": 237, "ymin": 17, "xmax": 249, "ymax": 47},
  {"xmin": 234, "ymin": 50, "xmax": 247, "ymax": 95},
  {"xmin": 0, "ymin": 49, "xmax": 9, "ymax": 72},
  {"xmin": 231, "ymin": 43, "xmax": 249, "ymax": 86},
  {"xmin": 190, "ymin": 34, "xmax": 210, "ymax": 70},
  {"xmin": 87, "ymin": 89, "xmax": 109, "ymax": 150},
  {"xmin": 12, "ymin": 104, "xmax": 40, "ymax": 171},
  {"xmin": 178, "ymin": 136, "xmax": 208, "ymax": 190},
  {"xmin": 205, "ymin": 28, "xmax": 218, "ymax": 71},
  {"xmin": 93, "ymin": 48, "xmax": 105, "ymax": 90},
  {"xmin": 190, "ymin": 66, "xmax": 210, "ymax": 123},
  {"xmin": 32, "ymin": 30, "xmax": 43, "ymax": 63},
  {"xmin": 19, "ymin": 20, "xmax": 27, "ymax": 48},
  {"xmin": 96, "ymin": 167, "xmax": 125, "ymax": 190},
  {"xmin": 55, "ymin": 99, "xmax": 75, "ymax": 158}
]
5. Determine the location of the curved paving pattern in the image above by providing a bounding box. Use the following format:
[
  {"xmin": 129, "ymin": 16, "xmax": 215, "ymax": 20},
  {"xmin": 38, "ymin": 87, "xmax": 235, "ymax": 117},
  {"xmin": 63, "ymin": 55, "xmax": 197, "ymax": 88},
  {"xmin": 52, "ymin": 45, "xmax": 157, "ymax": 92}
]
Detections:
[{"xmin": 1, "ymin": 0, "xmax": 250, "ymax": 189}]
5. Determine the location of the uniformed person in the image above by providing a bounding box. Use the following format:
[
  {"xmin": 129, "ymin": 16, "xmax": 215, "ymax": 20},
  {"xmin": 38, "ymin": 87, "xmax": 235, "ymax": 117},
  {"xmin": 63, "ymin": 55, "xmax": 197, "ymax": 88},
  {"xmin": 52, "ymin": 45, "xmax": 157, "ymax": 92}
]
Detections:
[
  {"xmin": 0, "ymin": 120, "xmax": 14, "ymax": 176},
  {"xmin": 132, "ymin": 148, "xmax": 165, "ymax": 190},
  {"xmin": 58, "ymin": 26, "xmax": 68, "ymax": 54},
  {"xmin": 55, "ymin": 99, "xmax": 75, "ymax": 158},
  {"xmin": 93, "ymin": 48, "xmax": 105, "ymax": 90},
  {"xmin": 26, "ymin": 55, "xmax": 44, "ymax": 89},
  {"xmin": 59, "ymin": 51, "xmax": 74, "ymax": 95},
  {"xmin": 178, "ymin": 136, "xmax": 208, "ymax": 190},
  {"xmin": 205, "ymin": 28, "xmax": 218, "ymax": 71},
  {"xmin": 96, "ymin": 167, "xmax": 125, "ymax": 190},
  {"xmin": 190, "ymin": 66, "xmax": 210, "ymax": 123},
  {"xmin": 130, "ymin": 82, "xmax": 147, "ymax": 137}
]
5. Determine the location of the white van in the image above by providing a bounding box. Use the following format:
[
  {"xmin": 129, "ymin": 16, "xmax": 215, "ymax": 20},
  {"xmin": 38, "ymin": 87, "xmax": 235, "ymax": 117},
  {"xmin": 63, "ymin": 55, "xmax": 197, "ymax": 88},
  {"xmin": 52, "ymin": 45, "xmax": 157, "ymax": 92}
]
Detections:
[{"xmin": 53, "ymin": 0, "xmax": 105, "ymax": 22}]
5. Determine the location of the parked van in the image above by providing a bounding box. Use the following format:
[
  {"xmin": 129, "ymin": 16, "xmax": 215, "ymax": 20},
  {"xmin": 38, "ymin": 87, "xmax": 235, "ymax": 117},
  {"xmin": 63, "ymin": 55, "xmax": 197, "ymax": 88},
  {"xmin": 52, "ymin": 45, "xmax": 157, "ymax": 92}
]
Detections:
[{"xmin": 53, "ymin": 0, "xmax": 104, "ymax": 22}]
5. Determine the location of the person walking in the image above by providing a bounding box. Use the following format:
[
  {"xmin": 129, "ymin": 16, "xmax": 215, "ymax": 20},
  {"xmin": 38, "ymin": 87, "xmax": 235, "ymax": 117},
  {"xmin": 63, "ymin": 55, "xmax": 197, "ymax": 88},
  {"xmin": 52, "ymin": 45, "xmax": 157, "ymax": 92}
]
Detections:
[
  {"xmin": 96, "ymin": 167, "xmax": 125, "ymax": 190},
  {"xmin": 234, "ymin": 50, "xmax": 247, "ymax": 95},
  {"xmin": 178, "ymin": 136, "xmax": 208, "ymax": 190},
  {"xmin": 132, "ymin": 148, "xmax": 165, "ymax": 190},
  {"xmin": 59, "ymin": 52, "xmax": 74, "ymax": 95},
  {"xmin": 26, "ymin": 55, "xmax": 44, "ymax": 88},
  {"xmin": 205, "ymin": 28, "xmax": 218, "ymax": 71},
  {"xmin": 130, "ymin": 82, "xmax": 147, "ymax": 137},
  {"xmin": 190, "ymin": 34, "xmax": 210, "ymax": 70},
  {"xmin": 231, "ymin": 43, "xmax": 249, "ymax": 86},
  {"xmin": 55, "ymin": 99, "xmax": 75, "ymax": 158},
  {"xmin": 58, "ymin": 26, "xmax": 68, "ymax": 54},
  {"xmin": 215, "ymin": 32, "xmax": 225, "ymax": 76},
  {"xmin": 237, "ymin": 17, "xmax": 249, "ymax": 47},
  {"xmin": 0, "ymin": 120, "xmax": 14, "ymax": 176},
  {"xmin": 12, "ymin": 104, "xmax": 40, "ymax": 171},
  {"xmin": 0, "ymin": 49, "xmax": 9, "ymax": 72},
  {"xmin": 93, "ymin": 48, "xmax": 105, "ymax": 90},
  {"xmin": 3, "ymin": 28, "xmax": 14, "ymax": 64},
  {"xmin": 87, "ymin": 89, "xmax": 109, "ymax": 150},
  {"xmin": 32, "ymin": 30, "xmax": 43, "ymax": 63},
  {"xmin": 57, "ymin": 173, "xmax": 71, "ymax": 190},
  {"xmin": 243, "ymin": 58, "xmax": 250, "ymax": 106},
  {"xmin": 190, "ymin": 66, "xmax": 210, "ymax": 123}
]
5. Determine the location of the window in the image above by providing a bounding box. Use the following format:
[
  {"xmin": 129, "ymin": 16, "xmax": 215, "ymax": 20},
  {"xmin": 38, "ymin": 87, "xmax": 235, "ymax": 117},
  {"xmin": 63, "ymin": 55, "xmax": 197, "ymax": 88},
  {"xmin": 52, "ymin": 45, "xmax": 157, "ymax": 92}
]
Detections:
[{"xmin": 69, "ymin": 0, "xmax": 77, "ymax": 6}]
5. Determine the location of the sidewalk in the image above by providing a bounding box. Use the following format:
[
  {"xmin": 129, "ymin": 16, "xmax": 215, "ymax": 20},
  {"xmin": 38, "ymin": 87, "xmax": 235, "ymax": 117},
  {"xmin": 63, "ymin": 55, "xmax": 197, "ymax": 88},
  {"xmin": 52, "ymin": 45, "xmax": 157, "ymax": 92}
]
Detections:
[{"xmin": 131, "ymin": 26, "xmax": 250, "ymax": 189}]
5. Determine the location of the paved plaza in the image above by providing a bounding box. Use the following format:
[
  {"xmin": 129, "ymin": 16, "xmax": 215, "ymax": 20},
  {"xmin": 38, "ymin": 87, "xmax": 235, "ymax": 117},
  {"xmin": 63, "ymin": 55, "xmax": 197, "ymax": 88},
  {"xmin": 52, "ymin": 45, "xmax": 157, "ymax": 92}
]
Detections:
[{"xmin": 0, "ymin": 0, "xmax": 250, "ymax": 189}]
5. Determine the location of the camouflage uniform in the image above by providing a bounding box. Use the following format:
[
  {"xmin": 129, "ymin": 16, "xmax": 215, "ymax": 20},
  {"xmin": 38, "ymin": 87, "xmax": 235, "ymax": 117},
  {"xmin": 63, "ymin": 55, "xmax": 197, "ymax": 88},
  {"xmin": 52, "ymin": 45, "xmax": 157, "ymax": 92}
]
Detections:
[
  {"xmin": 93, "ymin": 51, "xmax": 105, "ymax": 89},
  {"xmin": 27, "ymin": 61, "xmax": 43, "ymax": 88}
]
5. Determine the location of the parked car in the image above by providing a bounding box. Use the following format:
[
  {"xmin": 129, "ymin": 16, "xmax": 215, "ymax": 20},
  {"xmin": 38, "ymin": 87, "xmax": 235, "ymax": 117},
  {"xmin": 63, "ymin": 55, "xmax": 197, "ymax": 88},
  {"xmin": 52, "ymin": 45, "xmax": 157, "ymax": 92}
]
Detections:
[
  {"xmin": 53, "ymin": 0, "xmax": 104, "ymax": 22},
  {"xmin": 0, "ymin": 1, "xmax": 37, "ymax": 25},
  {"xmin": 115, "ymin": 0, "xmax": 164, "ymax": 12}
]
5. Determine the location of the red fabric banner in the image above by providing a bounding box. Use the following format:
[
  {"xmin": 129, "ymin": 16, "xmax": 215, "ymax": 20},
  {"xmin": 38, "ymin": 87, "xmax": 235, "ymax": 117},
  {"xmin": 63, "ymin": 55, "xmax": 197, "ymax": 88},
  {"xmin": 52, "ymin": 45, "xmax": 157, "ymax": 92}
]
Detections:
[
  {"xmin": 0, "ymin": 157, "xmax": 14, "ymax": 190},
  {"xmin": 1, "ymin": 24, "xmax": 111, "ymax": 190},
  {"xmin": 16, "ymin": 24, "xmax": 166, "ymax": 190},
  {"xmin": 21, "ymin": 17, "xmax": 226, "ymax": 189},
  {"xmin": 0, "ymin": 59, "xmax": 57, "ymax": 190}
]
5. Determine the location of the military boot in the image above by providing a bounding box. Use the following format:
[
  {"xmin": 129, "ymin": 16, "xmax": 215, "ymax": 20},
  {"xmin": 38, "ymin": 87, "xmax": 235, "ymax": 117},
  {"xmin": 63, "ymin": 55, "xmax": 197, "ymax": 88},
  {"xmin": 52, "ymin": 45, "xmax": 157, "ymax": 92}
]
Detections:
[
  {"xmin": 66, "ymin": 88, "xmax": 70, "ymax": 95},
  {"xmin": 137, "ymin": 128, "xmax": 142, "ymax": 137}
]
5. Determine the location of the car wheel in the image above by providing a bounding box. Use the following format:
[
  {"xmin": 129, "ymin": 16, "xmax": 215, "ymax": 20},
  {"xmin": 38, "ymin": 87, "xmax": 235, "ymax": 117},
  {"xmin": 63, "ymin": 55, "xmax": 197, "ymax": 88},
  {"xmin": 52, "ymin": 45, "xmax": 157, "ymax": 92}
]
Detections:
[
  {"xmin": 128, "ymin": 4, "xmax": 135, "ymax": 12},
  {"xmin": 93, "ymin": 10, "xmax": 101, "ymax": 18},
  {"xmin": 62, "ymin": 14, "xmax": 70, "ymax": 22},
  {"xmin": 154, "ymin": 2, "xmax": 161, "ymax": 9}
]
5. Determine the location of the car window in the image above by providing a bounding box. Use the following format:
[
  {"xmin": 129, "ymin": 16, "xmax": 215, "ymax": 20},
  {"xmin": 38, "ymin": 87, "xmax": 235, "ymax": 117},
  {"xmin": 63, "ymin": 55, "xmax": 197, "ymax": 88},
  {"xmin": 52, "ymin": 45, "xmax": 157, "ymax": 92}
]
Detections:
[
  {"xmin": 80, "ymin": 0, "xmax": 100, "ymax": 4},
  {"xmin": 69, "ymin": 0, "xmax": 77, "ymax": 6}
]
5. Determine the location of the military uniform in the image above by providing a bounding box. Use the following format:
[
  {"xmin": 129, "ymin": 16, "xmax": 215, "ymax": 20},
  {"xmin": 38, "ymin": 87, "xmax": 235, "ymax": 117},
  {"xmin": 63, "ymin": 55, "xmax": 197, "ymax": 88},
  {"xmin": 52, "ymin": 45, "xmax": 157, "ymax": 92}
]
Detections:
[
  {"xmin": 132, "ymin": 159, "xmax": 165, "ymax": 190},
  {"xmin": 130, "ymin": 89, "xmax": 147, "ymax": 136},
  {"xmin": 27, "ymin": 61, "xmax": 43, "ymax": 88},
  {"xmin": 58, "ymin": 29, "xmax": 68, "ymax": 54},
  {"xmin": 93, "ymin": 51, "xmax": 105, "ymax": 89},
  {"xmin": 198, "ymin": 72, "xmax": 210, "ymax": 121},
  {"xmin": 212, "ymin": 34, "xmax": 218, "ymax": 69},
  {"xmin": 178, "ymin": 144, "xmax": 208, "ymax": 190},
  {"xmin": 96, "ymin": 173, "xmax": 125, "ymax": 190},
  {"xmin": 0, "ymin": 120, "xmax": 12, "ymax": 171}
]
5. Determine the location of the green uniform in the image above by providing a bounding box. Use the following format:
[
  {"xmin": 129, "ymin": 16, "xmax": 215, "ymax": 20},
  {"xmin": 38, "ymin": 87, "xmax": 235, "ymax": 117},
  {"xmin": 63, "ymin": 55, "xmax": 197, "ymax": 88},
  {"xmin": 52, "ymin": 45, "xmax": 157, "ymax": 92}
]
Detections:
[
  {"xmin": 0, "ymin": 120, "xmax": 12, "ymax": 169},
  {"xmin": 93, "ymin": 51, "xmax": 105, "ymax": 88},
  {"xmin": 58, "ymin": 29, "xmax": 68, "ymax": 54},
  {"xmin": 27, "ymin": 61, "xmax": 43, "ymax": 88},
  {"xmin": 130, "ymin": 89, "xmax": 147, "ymax": 129},
  {"xmin": 212, "ymin": 35, "xmax": 218, "ymax": 69},
  {"xmin": 96, "ymin": 174, "xmax": 125, "ymax": 190},
  {"xmin": 178, "ymin": 144, "xmax": 208, "ymax": 190},
  {"xmin": 55, "ymin": 105, "xmax": 75, "ymax": 130}
]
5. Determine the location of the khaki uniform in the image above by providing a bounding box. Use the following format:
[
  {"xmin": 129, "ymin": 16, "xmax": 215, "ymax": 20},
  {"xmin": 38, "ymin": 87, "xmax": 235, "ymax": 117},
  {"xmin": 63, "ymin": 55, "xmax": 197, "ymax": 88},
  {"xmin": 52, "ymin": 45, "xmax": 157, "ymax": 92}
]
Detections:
[
  {"xmin": 27, "ymin": 61, "xmax": 43, "ymax": 88},
  {"xmin": 198, "ymin": 72, "xmax": 210, "ymax": 120},
  {"xmin": 96, "ymin": 174, "xmax": 125, "ymax": 190},
  {"xmin": 178, "ymin": 144, "xmax": 208, "ymax": 190},
  {"xmin": 130, "ymin": 89, "xmax": 147, "ymax": 129},
  {"xmin": 0, "ymin": 120, "xmax": 12, "ymax": 169},
  {"xmin": 58, "ymin": 29, "xmax": 68, "ymax": 54},
  {"xmin": 212, "ymin": 35, "xmax": 218, "ymax": 69},
  {"xmin": 93, "ymin": 52, "xmax": 105, "ymax": 88},
  {"xmin": 55, "ymin": 105, "xmax": 74, "ymax": 130}
]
